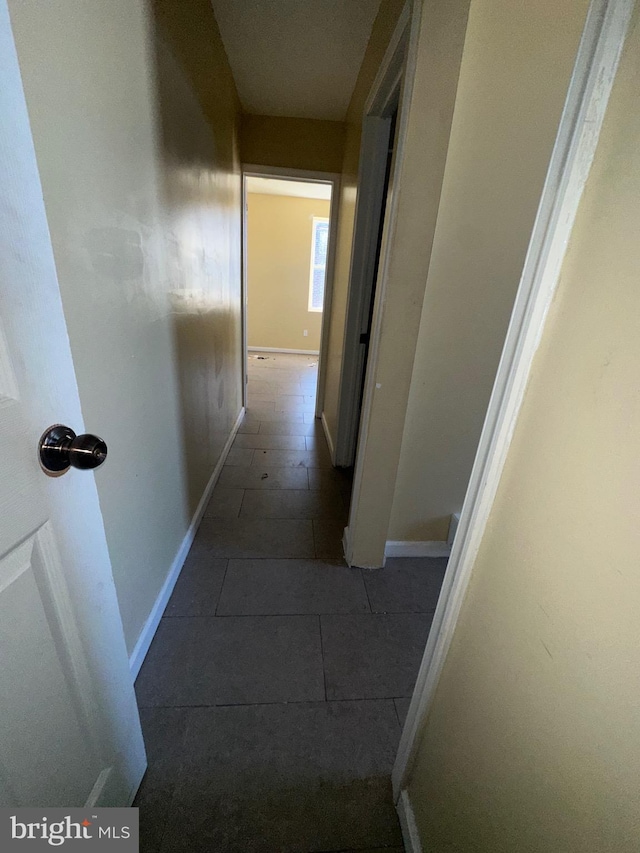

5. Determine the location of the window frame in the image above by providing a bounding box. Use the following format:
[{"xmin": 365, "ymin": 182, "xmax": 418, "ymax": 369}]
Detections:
[{"xmin": 308, "ymin": 216, "xmax": 329, "ymax": 313}]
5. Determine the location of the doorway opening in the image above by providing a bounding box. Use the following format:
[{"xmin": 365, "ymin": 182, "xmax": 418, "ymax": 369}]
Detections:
[
  {"xmin": 241, "ymin": 168, "xmax": 340, "ymax": 424},
  {"xmin": 333, "ymin": 15, "xmax": 407, "ymax": 472}
]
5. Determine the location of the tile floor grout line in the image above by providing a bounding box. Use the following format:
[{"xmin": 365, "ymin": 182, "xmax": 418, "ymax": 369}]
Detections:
[
  {"xmin": 236, "ymin": 488, "xmax": 247, "ymax": 519},
  {"xmin": 214, "ymin": 559, "xmax": 231, "ymax": 616},
  {"xmin": 161, "ymin": 609, "xmax": 436, "ymax": 620},
  {"xmin": 159, "ymin": 610, "xmax": 434, "ymax": 619},
  {"xmin": 318, "ymin": 614, "xmax": 328, "ymax": 702},
  {"xmin": 361, "ymin": 569, "xmax": 374, "ymax": 615},
  {"xmin": 138, "ymin": 696, "xmax": 405, "ymax": 711}
]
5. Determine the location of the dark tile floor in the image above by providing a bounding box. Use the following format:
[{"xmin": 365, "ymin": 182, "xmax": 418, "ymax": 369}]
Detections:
[{"xmin": 134, "ymin": 352, "xmax": 447, "ymax": 852}]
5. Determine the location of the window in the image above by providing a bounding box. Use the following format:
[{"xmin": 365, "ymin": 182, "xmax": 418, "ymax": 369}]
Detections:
[{"xmin": 308, "ymin": 217, "xmax": 329, "ymax": 312}]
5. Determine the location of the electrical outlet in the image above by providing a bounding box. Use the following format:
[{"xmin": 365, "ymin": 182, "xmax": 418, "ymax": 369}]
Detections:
[{"xmin": 303, "ymin": 330, "xmax": 308, "ymax": 337}]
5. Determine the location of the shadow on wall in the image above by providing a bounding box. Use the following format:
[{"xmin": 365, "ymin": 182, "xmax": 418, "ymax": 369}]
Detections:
[{"xmin": 147, "ymin": 0, "xmax": 243, "ymax": 516}]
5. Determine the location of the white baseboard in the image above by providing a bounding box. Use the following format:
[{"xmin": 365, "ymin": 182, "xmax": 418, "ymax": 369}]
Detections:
[
  {"xmin": 320, "ymin": 410, "xmax": 335, "ymax": 463},
  {"xmin": 385, "ymin": 540, "xmax": 451, "ymax": 559},
  {"xmin": 128, "ymin": 406, "xmax": 245, "ymax": 679},
  {"xmin": 397, "ymin": 789, "xmax": 423, "ymax": 853},
  {"xmin": 248, "ymin": 346, "xmax": 320, "ymax": 355}
]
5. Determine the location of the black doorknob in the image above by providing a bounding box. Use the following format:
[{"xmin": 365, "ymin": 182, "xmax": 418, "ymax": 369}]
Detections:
[{"xmin": 39, "ymin": 424, "xmax": 108, "ymax": 475}]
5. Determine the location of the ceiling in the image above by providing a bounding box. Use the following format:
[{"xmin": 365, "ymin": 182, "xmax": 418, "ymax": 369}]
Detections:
[
  {"xmin": 210, "ymin": 0, "xmax": 382, "ymax": 121},
  {"xmin": 246, "ymin": 177, "xmax": 332, "ymax": 199}
]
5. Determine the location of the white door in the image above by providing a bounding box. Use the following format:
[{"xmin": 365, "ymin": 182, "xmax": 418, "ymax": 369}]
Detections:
[{"xmin": 0, "ymin": 2, "xmax": 145, "ymax": 807}]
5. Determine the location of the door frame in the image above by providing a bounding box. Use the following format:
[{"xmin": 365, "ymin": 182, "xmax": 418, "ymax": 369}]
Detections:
[
  {"xmin": 334, "ymin": 4, "xmax": 409, "ymax": 467},
  {"xmin": 392, "ymin": 0, "xmax": 634, "ymax": 829},
  {"xmin": 241, "ymin": 164, "xmax": 341, "ymax": 425}
]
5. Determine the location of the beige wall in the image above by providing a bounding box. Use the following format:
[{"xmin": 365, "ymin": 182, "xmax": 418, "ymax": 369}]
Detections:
[
  {"xmin": 247, "ymin": 193, "xmax": 329, "ymax": 352},
  {"xmin": 321, "ymin": 0, "xmax": 405, "ymax": 445},
  {"xmin": 388, "ymin": 0, "xmax": 589, "ymax": 542},
  {"xmin": 241, "ymin": 114, "xmax": 345, "ymax": 174},
  {"xmin": 341, "ymin": 0, "xmax": 473, "ymax": 566},
  {"xmin": 9, "ymin": 0, "xmax": 242, "ymax": 652},
  {"xmin": 408, "ymin": 11, "xmax": 640, "ymax": 849}
]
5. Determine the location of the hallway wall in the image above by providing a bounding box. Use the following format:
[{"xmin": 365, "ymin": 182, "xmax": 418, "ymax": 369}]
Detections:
[
  {"xmin": 336, "ymin": 0, "xmax": 473, "ymax": 567},
  {"xmin": 388, "ymin": 0, "xmax": 589, "ymax": 542},
  {"xmin": 407, "ymin": 11, "xmax": 640, "ymax": 847},
  {"xmin": 8, "ymin": 0, "xmax": 242, "ymax": 654},
  {"xmin": 246, "ymin": 193, "xmax": 329, "ymax": 352},
  {"xmin": 241, "ymin": 114, "xmax": 345, "ymax": 174}
]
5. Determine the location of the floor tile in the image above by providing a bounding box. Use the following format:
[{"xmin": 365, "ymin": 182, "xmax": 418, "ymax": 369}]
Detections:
[
  {"xmin": 195, "ymin": 517, "xmax": 314, "ymax": 558},
  {"xmin": 274, "ymin": 399, "xmax": 316, "ymax": 413},
  {"xmin": 394, "ymin": 697, "xmax": 412, "ymax": 728},
  {"xmin": 247, "ymin": 391, "xmax": 277, "ymax": 403},
  {"xmin": 217, "ymin": 465, "xmax": 309, "ymax": 490},
  {"xmin": 308, "ymin": 466, "xmax": 353, "ymax": 497},
  {"xmin": 133, "ymin": 708, "xmax": 190, "ymax": 853},
  {"xmin": 159, "ymin": 701, "xmax": 402, "ymax": 852},
  {"xmin": 224, "ymin": 447, "xmax": 255, "ymax": 466},
  {"xmin": 313, "ymin": 518, "xmax": 347, "ymax": 559},
  {"xmin": 202, "ymin": 486, "xmax": 244, "ymax": 518},
  {"xmin": 251, "ymin": 448, "xmax": 332, "ymax": 468},
  {"xmin": 273, "ymin": 381, "xmax": 304, "ymax": 395},
  {"xmin": 245, "ymin": 406, "xmax": 304, "ymax": 423},
  {"xmin": 136, "ymin": 355, "xmax": 427, "ymax": 852},
  {"xmin": 236, "ymin": 418, "xmax": 260, "ymax": 434},
  {"xmin": 164, "ymin": 550, "xmax": 227, "ymax": 617},
  {"xmin": 217, "ymin": 559, "xmax": 370, "ymax": 615},
  {"xmin": 364, "ymin": 556, "xmax": 448, "ymax": 613},
  {"xmin": 304, "ymin": 435, "xmax": 328, "ymax": 450},
  {"xmin": 258, "ymin": 421, "xmax": 322, "ymax": 435},
  {"xmin": 321, "ymin": 613, "xmax": 433, "ymax": 700},
  {"xmin": 239, "ymin": 489, "xmax": 346, "ymax": 520},
  {"xmin": 247, "ymin": 379, "xmax": 277, "ymax": 392},
  {"xmin": 136, "ymin": 615, "xmax": 324, "ymax": 707},
  {"xmin": 233, "ymin": 433, "xmax": 306, "ymax": 450},
  {"xmin": 245, "ymin": 400, "xmax": 275, "ymax": 412},
  {"xmin": 275, "ymin": 394, "xmax": 304, "ymax": 404}
]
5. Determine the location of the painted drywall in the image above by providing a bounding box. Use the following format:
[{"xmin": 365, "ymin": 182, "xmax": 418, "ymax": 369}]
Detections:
[
  {"xmin": 407, "ymin": 11, "xmax": 640, "ymax": 848},
  {"xmin": 241, "ymin": 114, "xmax": 346, "ymax": 174},
  {"xmin": 340, "ymin": 0, "xmax": 474, "ymax": 567},
  {"xmin": 212, "ymin": 0, "xmax": 382, "ymax": 122},
  {"xmin": 246, "ymin": 193, "xmax": 330, "ymax": 351},
  {"xmin": 152, "ymin": 0, "xmax": 243, "ymax": 520},
  {"xmin": 322, "ymin": 0, "xmax": 406, "ymax": 445},
  {"xmin": 388, "ymin": 0, "xmax": 589, "ymax": 543},
  {"xmin": 8, "ymin": 0, "xmax": 242, "ymax": 652}
]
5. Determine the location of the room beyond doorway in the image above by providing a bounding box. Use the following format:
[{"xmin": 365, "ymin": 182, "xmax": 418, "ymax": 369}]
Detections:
[{"xmin": 241, "ymin": 167, "xmax": 339, "ymax": 421}]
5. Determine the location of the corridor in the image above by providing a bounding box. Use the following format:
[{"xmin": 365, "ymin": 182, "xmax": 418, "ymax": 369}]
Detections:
[{"xmin": 134, "ymin": 353, "xmax": 447, "ymax": 852}]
